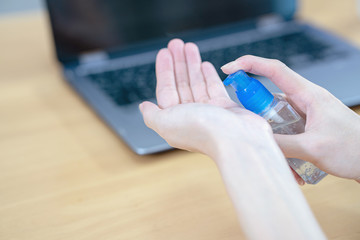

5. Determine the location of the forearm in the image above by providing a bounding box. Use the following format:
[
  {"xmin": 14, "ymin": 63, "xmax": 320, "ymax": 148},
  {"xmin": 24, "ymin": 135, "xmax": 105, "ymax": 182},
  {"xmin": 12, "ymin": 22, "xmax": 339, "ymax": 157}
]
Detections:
[{"xmin": 211, "ymin": 138, "xmax": 326, "ymax": 240}]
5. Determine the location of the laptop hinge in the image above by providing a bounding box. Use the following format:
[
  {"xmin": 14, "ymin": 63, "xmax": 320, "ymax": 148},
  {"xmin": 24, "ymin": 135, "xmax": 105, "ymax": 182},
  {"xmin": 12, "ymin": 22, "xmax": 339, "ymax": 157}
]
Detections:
[
  {"xmin": 79, "ymin": 51, "xmax": 109, "ymax": 65},
  {"xmin": 257, "ymin": 14, "xmax": 285, "ymax": 31}
]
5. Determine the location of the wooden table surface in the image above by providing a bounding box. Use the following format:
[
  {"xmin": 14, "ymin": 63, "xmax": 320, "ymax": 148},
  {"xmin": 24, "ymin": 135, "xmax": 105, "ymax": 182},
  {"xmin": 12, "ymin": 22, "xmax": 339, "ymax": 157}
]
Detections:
[{"xmin": 1, "ymin": 0, "xmax": 360, "ymax": 239}]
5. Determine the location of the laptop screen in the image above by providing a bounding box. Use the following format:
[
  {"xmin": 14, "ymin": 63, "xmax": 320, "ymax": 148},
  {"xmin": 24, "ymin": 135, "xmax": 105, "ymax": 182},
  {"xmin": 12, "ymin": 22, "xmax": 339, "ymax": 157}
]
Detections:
[{"xmin": 47, "ymin": 0, "xmax": 274, "ymax": 62}]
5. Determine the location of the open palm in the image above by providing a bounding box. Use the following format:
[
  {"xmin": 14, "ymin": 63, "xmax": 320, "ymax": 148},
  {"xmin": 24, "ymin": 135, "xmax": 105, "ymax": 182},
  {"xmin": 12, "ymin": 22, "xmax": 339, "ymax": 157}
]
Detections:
[
  {"xmin": 155, "ymin": 39, "xmax": 240, "ymax": 112},
  {"xmin": 140, "ymin": 39, "xmax": 270, "ymax": 155}
]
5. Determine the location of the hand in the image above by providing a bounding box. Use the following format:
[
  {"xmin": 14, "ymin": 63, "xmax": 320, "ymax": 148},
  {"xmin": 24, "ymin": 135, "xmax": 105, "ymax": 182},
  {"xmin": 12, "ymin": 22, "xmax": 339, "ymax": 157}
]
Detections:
[
  {"xmin": 140, "ymin": 43, "xmax": 326, "ymax": 239},
  {"xmin": 139, "ymin": 39, "xmax": 271, "ymax": 158},
  {"xmin": 222, "ymin": 55, "xmax": 360, "ymax": 181},
  {"xmin": 139, "ymin": 39, "xmax": 306, "ymax": 185}
]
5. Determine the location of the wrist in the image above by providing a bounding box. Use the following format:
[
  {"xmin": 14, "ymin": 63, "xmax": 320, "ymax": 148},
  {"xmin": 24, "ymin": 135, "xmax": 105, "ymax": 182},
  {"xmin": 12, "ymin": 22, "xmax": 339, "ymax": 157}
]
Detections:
[
  {"xmin": 207, "ymin": 122, "xmax": 277, "ymax": 164},
  {"xmin": 212, "ymin": 139, "xmax": 326, "ymax": 240}
]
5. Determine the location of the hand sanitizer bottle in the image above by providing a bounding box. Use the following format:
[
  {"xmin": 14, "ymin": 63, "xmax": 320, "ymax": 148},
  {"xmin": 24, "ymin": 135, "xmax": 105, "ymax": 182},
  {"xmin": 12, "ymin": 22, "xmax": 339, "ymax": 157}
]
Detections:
[{"xmin": 224, "ymin": 70, "xmax": 327, "ymax": 184}]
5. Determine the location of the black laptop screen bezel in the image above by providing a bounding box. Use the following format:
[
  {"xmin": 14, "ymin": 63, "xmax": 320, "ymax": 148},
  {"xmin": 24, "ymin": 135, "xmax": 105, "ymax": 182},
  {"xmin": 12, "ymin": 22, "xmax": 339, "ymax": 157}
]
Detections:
[{"xmin": 45, "ymin": 0, "xmax": 297, "ymax": 64}]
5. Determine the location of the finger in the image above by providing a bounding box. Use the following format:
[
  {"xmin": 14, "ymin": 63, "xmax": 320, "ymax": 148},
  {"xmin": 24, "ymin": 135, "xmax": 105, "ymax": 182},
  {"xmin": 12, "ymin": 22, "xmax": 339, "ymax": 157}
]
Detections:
[
  {"xmin": 168, "ymin": 39, "xmax": 194, "ymax": 103},
  {"xmin": 156, "ymin": 48, "xmax": 180, "ymax": 108},
  {"xmin": 184, "ymin": 42, "xmax": 210, "ymax": 103},
  {"xmin": 139, "ymin": 101, "xmax": 161, "ymax": 130},
  {"xmin": 221, "ymin": 55, "xmax": 316, "ymax": 111},
  {"xmin": 221, "ymin": 55, "xmax": 313, "ymax": 95},
  {"xmin": 275, "ymin": 133, "xmax": 315, "ymax": 185},
  {"xmin": 274, "ymin": 133, "xmax": 312, "ymax": 161},
  {"xmin": 201, "ymin": 61, "xmax": 230, "ymax": 99}
]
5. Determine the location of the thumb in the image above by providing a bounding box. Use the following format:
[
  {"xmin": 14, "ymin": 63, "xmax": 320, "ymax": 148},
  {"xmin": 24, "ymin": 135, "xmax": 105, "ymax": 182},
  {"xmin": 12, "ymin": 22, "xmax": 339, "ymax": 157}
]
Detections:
[{"xmin": 139, "ymin": 101, "xmax": 161, "ymax": 130}]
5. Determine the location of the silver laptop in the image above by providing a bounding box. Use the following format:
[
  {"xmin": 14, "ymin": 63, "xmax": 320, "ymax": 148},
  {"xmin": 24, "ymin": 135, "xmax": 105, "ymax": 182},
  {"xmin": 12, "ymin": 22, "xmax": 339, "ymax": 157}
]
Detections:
[{"xmin": 45, "ymin": 0, "xmax": 360, "ymax": 155}]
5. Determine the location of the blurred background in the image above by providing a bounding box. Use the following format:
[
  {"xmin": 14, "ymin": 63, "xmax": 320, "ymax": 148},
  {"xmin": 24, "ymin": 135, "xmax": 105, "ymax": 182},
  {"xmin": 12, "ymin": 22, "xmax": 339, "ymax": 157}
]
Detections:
[
  {"xmin": 1, "ymin": 1, "xmax": 360, "ymax": 240},
  {"xmin": 1, "ymin": 0, "xmax": 360, "ymax": 15},
  {"xmin": 0, "ymin": 0, "xmax": 42, "ymax": 15}
]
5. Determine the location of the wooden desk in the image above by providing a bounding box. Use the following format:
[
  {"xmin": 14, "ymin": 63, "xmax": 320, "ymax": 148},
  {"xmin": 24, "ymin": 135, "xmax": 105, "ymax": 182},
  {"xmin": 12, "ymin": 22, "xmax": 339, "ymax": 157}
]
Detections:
[{"xmin": 1, "ymin": 0, "xmax": 360, "ymax": 239}]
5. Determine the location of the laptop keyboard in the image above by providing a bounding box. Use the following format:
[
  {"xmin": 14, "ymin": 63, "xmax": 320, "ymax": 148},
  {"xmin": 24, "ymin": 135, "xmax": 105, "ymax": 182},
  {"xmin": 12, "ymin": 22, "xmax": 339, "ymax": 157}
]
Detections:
[
  {"xmin": 87, "ymin": 31, "xmax": 344, "ymax": 106},
  {"xmin": 88, "ymin": 63, "xmax": 156, "ymax": 105}
]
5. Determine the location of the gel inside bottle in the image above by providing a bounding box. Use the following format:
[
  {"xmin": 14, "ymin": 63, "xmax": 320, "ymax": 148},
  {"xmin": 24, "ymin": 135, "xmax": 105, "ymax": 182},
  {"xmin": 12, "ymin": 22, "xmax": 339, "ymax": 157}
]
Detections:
[{"xmin": 224, "ymin": 70, "xmax": 327, "ymax": 184}]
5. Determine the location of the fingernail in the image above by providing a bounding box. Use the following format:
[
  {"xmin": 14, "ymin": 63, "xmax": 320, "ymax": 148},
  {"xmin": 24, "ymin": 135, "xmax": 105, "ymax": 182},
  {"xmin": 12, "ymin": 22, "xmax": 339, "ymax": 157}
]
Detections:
[{"xmin": 221, "ymin": 61, "xmax": 234, "ymax": 70}]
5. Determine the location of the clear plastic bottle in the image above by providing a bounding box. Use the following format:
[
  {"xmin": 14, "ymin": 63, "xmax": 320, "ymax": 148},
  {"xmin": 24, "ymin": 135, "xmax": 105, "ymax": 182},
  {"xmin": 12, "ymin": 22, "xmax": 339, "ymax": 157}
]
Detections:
[{"xmin": 224, "ymin": 70, "xmax": 327, "ymax": 184}]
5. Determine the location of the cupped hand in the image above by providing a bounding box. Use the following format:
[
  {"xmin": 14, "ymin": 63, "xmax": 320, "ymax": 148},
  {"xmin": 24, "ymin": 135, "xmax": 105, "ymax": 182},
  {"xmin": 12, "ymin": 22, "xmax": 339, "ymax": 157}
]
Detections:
[
  {"xmin": 139, "ymin": 39, "xmax": 271, "ymax": 158},
  {"xmin": 222, "ymin": 55, "xmax": 360, "ymax": 181}
]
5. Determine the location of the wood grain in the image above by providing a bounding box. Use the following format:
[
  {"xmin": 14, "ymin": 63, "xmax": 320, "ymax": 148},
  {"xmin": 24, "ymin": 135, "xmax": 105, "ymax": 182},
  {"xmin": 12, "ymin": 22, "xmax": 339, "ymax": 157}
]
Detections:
[{"xmin": 0, "ymin": 1, "xmax": 360, "ymax": 239}]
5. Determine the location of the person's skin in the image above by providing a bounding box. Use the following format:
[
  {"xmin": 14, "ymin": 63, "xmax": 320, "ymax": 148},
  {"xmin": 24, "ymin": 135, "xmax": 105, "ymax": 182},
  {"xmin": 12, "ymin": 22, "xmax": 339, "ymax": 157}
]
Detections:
[
  {"xmin": 139, "ymin": 39, "xmax": 332, "ymax": 239},
  {"xmin": 222, "ymin": 56, "xmax": 360, "ymax": 182}
]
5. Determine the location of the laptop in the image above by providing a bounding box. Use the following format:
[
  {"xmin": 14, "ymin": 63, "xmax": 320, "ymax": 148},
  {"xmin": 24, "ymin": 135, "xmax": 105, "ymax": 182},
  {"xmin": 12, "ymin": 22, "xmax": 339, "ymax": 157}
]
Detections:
[{"xmin": 45, "ymin": 0, "xmax": 360, "ymax": 155}]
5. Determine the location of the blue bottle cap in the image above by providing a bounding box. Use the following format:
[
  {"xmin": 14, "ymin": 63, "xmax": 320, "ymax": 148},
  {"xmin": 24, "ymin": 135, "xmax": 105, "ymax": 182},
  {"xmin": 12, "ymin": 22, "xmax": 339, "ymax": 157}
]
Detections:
[{"xmin": 224, "ymin": 70, "xmax": 274, "ymax": 114}]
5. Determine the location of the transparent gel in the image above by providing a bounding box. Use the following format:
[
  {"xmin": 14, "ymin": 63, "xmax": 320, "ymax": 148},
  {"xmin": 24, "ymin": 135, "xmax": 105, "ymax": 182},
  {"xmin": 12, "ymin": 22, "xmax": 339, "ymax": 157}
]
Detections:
[
  {"xmin": 224, "ymin": 70, "xmax": 327, "ymax": 184},
  {"xmin": 260, "ymin": 94, "xmax": 327, "ymax": 184}
]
